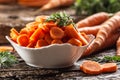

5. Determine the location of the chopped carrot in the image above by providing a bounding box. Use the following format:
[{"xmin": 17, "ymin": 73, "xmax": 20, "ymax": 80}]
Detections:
[
  {"xmin": 68, "ymin": 38, "xmax": 82, "ymax": 46},
  {"xmin": 35, "ymin": 15, "xmax": 48, "ymax": 23},
  {"xmin": 26, "ymin": 22, "xmax": 39, "ymax": 31},
  {"xmin": 35, "ymin": 39, "xmax": 48, "ymax": 48},
  {"xmin": 51, "ymin": 39, "xmax": 63, "ymax": 44},
  {"xmin": 81, "ymin": 60, "xmax": 102, "ymax": 75},
  {"xmin": 27, "ymin": 41, "xmax": 36, "ymax": 48},
  {"xmin": 65, "ymin": 24, "xmax": 88, "ymax": 45},
  {"xmin": 44, "ymin": 21, "xmax": 57, "ymax": 29},
  {"xmin": 80, "ymin": 32, "xmax": 90, "ymax": 42},
  {"xmin": 0, "ymin": 46, "xmax": 13, "ymax": 52},
  {"xmin": 38, "ymin": 24, "xmax": 49, "ymax": 33},
  {"xmin": 50, "ymin": 27, "xmax": 64, "ymax": 39},
  {"xmin": 44, "ymin": 34, "xmax": 53, "ymax": 44},
  {"xmin": 30, "ymin": 28, "xmax": 45, "ymax": 42},
  {"xmin": 17, "ymin": 34, "xmax": 29, "ymax": 47},
  {"xmin": 101, "ymin": 63, "xmax": 118, "ymax": 73},
  {"xmin": 10, "ymin": 28, "xmax": 19, "ymax": 42}
]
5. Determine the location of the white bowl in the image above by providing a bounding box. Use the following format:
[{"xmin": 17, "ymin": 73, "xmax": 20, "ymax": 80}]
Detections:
[{"xmin": 6, "ymin": 35, "xmax": 94, "ymax": 68}]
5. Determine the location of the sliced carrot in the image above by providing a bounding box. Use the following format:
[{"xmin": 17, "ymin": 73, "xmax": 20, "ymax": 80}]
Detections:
[
  {"xmin": 50, "ymin": 27, "xmax": 64, "ymax": 39},
  {"xmin": 101, "ymin": 63, "xmax": 118, "ymax": 73},
  {"xmin": 0, "ymin": 46, "xmax": 13, "ymax": 52},
  {"xmin": 20, "ymin": 28, "xmax": 28, "ymax": 35},
  {"xmin": 80, "ymin": 32, "xmax": 90, "ymax": 42},
  {"xmin": 38, "ymin": 24, "xmax": 49, "ymax": 33},
  {"xmin": 35, "ymin": 39, "xmax": 48, "ymax": 48},
  {"xmin": 44, "ymin": 21, "xmax": 57, "ymax": 29},
  {"xmin": 30, "ymin": 28, "xmax": 45, "ymax": 42},
  {"xmin": 35, "ymin": 15, "xmax": 48, "ymax": 23},
  {"xmin": 44, "ymin": 33, "xmax": 53, "ymax": 44},
  {"xmin": 27, "ymin": 41, "xmax": 36, "ymax": 48},
  {"xmin": 51, "ymin": 39, "xmax": 63, "ymax": 44},
  {"xmin": 26, "ymin": 22, "xmax": 40, "ymax": 31},
  {"xmin": 65, "ymin": 24, "xmax": 88, "ymax": 45},
  {"xmin": 17, "ymin": 34, "xmax": 29, "ymax": 47},
  {"xmin": 82, "ymin": 60, "xmax": 102, "ymax": 75},
  {"xmin": 10, "ymin": 28, "xmax": 19, "ymax": 42},
  {"xmin": 68, "ymin": 38, "xmax": 82, "ymax": 46}
]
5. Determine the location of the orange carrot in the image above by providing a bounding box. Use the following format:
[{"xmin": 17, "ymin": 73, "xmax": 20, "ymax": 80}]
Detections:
[
  {"xmin": 101, "ymin": 63, "xmax": 118, "ymax": 73},
  {"xmin": 35, "ymin": 15, "xmax": 48, "ymax": 23},
  {"xmin": 81, "ymin": 60, "xmax": 102, "ymax": 75},
  {"xmin": 26, "ymin": 22, "xmax": 39, "ymax": 31},
  {"xmin": 76, "ymin": 12, "xmax": 109, "ymax": 28},
  {"xmin": 0, "ymin": 46, "xmax": 13, "ymax": 52},
  {"xmin": 65, "ymin": 24, "xmax": 88, "ymax": 45},
  {"xmin": 51, "ymin": 39, "xmax": 63, "ymax": 44},
  {"xmin": 68, "ymin": 38, "xmax": 82, "ymax": 46},
  {"xmin": 44, "ymin": 21, "xmax": 57, "ymax": 29},
  {"xmin": 30, "ymin": 28, "xmax": 45, "ymax": 42},
  {"xmin": 17, "ymin": 34, "xmax": 29, "ymax": 47},
  {"xmin": 40, "ymin": 0, "xmax": 74, "ymax": 11},
  {"xmin": 10, "ymin": 28, "xmax": 19, "ymax": 42},
  {"xmin": 27, "ymin": 41, "xmax": 36, "ymax": 48},
  {"xmin": 35, "ymin": 39, "xmax": 48, "ymax": 48},
  {"xmin": 80, "ymin": 32, "xmax": 90, "ymax": 42},
  {"xmin": 38, "ymin": 24, "xmax": 49, "ymax": 33},
  {"xmin": 116, "ymin": 36, "xmax": 120, "ymax": 56},
  {"xmin": 44, "ymin": 34, "xmax": 53, "ymax": 44},
  {"xmin": 50, "ymin": 27, "xmax": 64, "ymax": 39},
  {"xmin": 78, "ymin": 26, "xmax": 100, "ymax": 36},
  {"xmin": 18, "ymin": 0, "xmax": 49, "ymax": 7},
  {"xmin": 83, "ymin": 31, "xmax": 120, "ymax": 57}
]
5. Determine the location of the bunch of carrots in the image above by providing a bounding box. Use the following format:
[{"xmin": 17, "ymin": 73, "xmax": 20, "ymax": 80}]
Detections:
[
  {"xmin": 77, "ymin": 11, "xmax": 120, "ymax": 57},
  {"xmin": 10, "ymin": 12, "xmax": 89, "ymax": 48}
]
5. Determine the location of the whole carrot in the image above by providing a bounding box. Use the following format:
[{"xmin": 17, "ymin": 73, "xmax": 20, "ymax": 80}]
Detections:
[
  {"xmin": 76, "ymin": 12, "xmax": 109, "ymax": 28},
  {"xmin": 78, "ymin": 26, "xmax": 101, "ymax": 36},
  {"xmin": 83, "ymin": 31, "xmax": 120, "ymax": 57},
  {"xmin": 40, "ymin": 0, "xmax": 74, "ymax": 11},
  {"xmin": 116, "ymin": 36, "xmax": 120, "ymax": 56}
]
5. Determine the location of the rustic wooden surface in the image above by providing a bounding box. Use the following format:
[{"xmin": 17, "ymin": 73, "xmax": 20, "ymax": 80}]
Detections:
[{"xmin": 0, "ymin": 4, "xmax": 120, "ymax": 80}]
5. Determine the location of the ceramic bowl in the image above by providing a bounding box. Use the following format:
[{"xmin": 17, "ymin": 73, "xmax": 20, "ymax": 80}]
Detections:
[{"xmin": 6, "ymin": 35, "xmax": 94, "ymax": 68}]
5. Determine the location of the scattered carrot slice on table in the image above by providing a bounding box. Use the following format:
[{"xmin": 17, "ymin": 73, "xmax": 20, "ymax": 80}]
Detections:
[
  {"xmin": 80, "ymin": 60, "xmax": 118, "ymax": 75},
  {"xmin": 0, "ymin": 46, "xmax": 13, "ymax": 52},
  {"xmin": 101, "ymin": 63, "xmax": 118, "ymax": 73},
  {"xmin": 81, "ymin": 60, "xmax": 102, "ymax": 75}
]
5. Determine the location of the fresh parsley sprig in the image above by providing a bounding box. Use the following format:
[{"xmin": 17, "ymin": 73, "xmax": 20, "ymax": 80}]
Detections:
[
  {"xmin": 45, "ymin": 12, "xmax": 74, "ymax": 27},
  {"xmin": 87, "ymin": 56, "xmax": 120, "ymax": 64},
  {"xmin": 0, "ymin": 51, "xmax": 18, "ymax": 68}
]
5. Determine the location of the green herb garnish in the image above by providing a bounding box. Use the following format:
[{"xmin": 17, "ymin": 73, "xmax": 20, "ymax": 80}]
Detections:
[
  {"xmin": 0, "ymin": 51, "xmax": 18, "ymax": 68},
  {"xmin": 45, "ymin": 12, "xmax": 74, "ymax": 27},
  {"xmin": 87, "ymin": 56, "xmax": 120, "ymax": 64}
]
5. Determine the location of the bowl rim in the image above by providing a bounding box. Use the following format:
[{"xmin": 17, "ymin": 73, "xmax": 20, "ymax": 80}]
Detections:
[{"xmin": 6, "ymin": 35, "xmax": 95, "ymax": 50}]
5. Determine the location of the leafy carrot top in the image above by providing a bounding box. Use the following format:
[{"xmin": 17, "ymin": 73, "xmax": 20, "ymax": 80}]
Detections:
[{"xmin": 45, "ymin": 12, "xmax": 74, "ymax": 27}]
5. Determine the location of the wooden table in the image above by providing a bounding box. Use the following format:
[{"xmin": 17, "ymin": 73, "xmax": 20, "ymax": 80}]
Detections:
[{"xmin": 0, "ymin": 4, "xmax": 120, "ymax": 80}]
